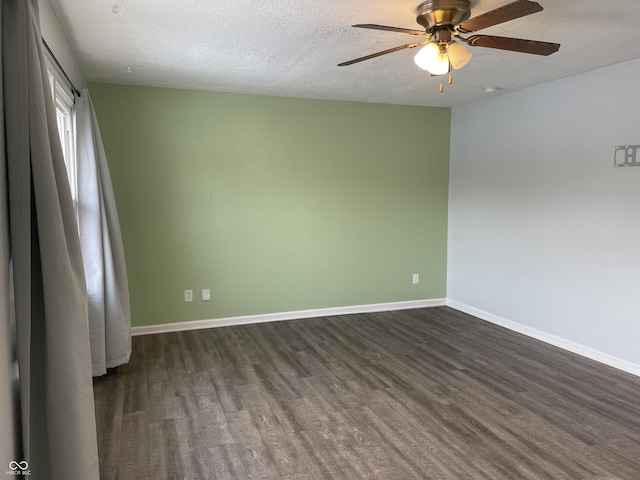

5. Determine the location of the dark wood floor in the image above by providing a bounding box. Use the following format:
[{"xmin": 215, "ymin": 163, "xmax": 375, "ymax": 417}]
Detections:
[{"xmin": 94, "ymin": 307, "xmax": 640, "ymax": 479}]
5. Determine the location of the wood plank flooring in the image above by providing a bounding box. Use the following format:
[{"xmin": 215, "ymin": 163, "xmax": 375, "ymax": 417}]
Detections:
[{"xmin": 93, "ymin": 307, "xmax": 640, "ymax": 479}]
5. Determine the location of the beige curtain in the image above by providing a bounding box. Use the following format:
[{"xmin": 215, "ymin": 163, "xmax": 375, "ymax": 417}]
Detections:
[
  {"xmin": 76, "ymin": 89, "xmax": 132, "ymax": 376},
  {"xmin": 2, "ymin": 0, "xmax": 100, "ymax": 478}
]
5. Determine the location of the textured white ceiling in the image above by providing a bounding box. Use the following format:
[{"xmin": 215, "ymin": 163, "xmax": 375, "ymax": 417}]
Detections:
[{"xmin": 50, "ymin": 0, "xmax": 640, "ymax": 107}]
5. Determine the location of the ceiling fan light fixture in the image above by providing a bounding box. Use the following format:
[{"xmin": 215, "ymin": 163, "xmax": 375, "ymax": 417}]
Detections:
[
  {"xmin": 447, "ymin": 40, "xmax": 472, "ymax": 70},
  {"xmin": 413, "ymin": 42, "xmax": 438, "ymax": 71},
  {"xmin": 340, "ymin": 0, "xmax": 560, "ymax": 91},
  {"xmin": 414, "ymin": 42, "xmax": 449, "ymax": 75}
]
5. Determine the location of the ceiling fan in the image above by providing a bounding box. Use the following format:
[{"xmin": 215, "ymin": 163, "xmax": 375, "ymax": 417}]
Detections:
[{"xmin": 338, "ymin": 0, "xmax": 560, "ymax": 90}]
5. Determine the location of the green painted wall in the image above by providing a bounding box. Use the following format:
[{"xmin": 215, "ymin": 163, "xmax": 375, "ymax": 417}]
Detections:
[{"xmin": 89, "ymin": 83, "xmax": 450, "ymax": 327}]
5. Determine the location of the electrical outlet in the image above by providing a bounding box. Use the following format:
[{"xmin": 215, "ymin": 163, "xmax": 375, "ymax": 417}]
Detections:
[
  {"xmin": 201, "ymin": 288, "xmax": 211, "ymax": 301},
  {"xmin": 184, "ymin": 290, "xmax": 193, "ymax": 302},
  {"xmin": 412, "ymin": 273, "xmax": 420, "ymax": 285}
]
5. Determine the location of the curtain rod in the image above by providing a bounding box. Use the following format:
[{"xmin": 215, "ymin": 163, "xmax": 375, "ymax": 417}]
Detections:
[{"xmin": 42, "ymin": 38, "xmax": 81, "ymax": 98}]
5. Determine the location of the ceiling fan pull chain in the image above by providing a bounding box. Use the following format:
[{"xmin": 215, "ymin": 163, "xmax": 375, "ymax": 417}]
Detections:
[
  {"xmin": 449, "ymin": 73, "xmax": 453, "ymax": 84},
  {"xmin": 439, "ymin": 82, "xmax": 444, "ymax": 93}
]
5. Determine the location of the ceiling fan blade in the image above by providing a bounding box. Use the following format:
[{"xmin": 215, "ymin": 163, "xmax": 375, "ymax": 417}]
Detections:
[
  {"xmin": 353, "ymin": 24, "xmax": 425, "ymax": 36},
  {"xmin": 338, "ymin": 42, "xmax": 422, "ymax": 66},
  {"xmin": 467, "ymin": 35, "xmax": 560, "ymax": 55},
  {"xmin": 459, "ymin": 0, "xmax": 543, "ymax": 33}
]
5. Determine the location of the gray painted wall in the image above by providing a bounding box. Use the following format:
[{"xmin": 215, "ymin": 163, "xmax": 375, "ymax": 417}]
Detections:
[
  {"xmin": 39, "ymin": 0, "xmax": 86, "ymax": 88},
  {"xmin": 449, "ymin": 58, "xmax": 640, "ymax": 368}
]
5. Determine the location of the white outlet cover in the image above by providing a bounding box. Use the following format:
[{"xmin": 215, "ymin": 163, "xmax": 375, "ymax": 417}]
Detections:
[
  {"xmin": 202, "ymin": 288, "xmax": 211, "ymax": 301},
  {"xmin": 412, "ymin": 274, "xmax": 420, "ymax": 285},
  {"xmin": 184, "ymin": 290, "xmax": 193, "ymax": 302}
]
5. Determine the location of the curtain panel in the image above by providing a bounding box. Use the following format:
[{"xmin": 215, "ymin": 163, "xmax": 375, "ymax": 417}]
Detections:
[
  {"xmin": 2, "ymin": 0, "xmax": 100, "ymax": 478},
  {"xmin": 76, "ymin": 89, "xmax": 132, "ymax": 376}
]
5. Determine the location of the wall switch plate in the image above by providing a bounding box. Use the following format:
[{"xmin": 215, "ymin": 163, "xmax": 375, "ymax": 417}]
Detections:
[
  {"xmin": 202, "ymin": 288, "xmax": 211, "ymax": 301},
  {"xmin": 614, "ymin": 144, "xmax": 640, "ymax": 167},
  {"xmin": 412, "ymin": 273, "xmax": 420, "ymax": 285},
  {"xmin": 184, "ymin": 290, "xmax": 193, "ymax": 302}
]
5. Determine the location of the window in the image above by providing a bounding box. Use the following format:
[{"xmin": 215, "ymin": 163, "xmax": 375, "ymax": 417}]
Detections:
[{"xmin": 48, "ymin": 71, "xmax": 78, "ymax": 210}]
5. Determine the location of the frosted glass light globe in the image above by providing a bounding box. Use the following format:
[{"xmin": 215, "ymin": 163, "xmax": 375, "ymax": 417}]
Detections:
[{"xmin": 414, "ymin": 42, "xmax": 449, "ymax": 75}]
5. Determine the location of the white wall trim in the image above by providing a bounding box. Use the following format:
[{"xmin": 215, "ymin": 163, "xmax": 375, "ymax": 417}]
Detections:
[
  {"xmin": 132, "ymin": 298, "xmax": 447, "ymax": 336},
  {"xmin": 447, "ymin": 300, "xmax": 640, "ymax": 378}
]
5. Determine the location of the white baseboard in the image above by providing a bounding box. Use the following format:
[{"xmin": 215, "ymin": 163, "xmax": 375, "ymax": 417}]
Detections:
[
  {"xmin": 132, "ymin": 298, "xmax": 447, "ymax": 337},
  {"xmin": 447, "ymin": 299, "xmax": 640, "ymax": 378}
]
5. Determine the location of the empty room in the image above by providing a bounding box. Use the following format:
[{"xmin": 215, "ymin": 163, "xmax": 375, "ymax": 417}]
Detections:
[{"xmin": 1, "ymin": 0, "xmax": 640, "ymax": 479}]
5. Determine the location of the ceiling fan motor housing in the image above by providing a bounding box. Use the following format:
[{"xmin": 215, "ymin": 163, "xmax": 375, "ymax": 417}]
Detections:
[{"xmin": 416, "ymin": 0, "xmax": 471, "ymax": 29}]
